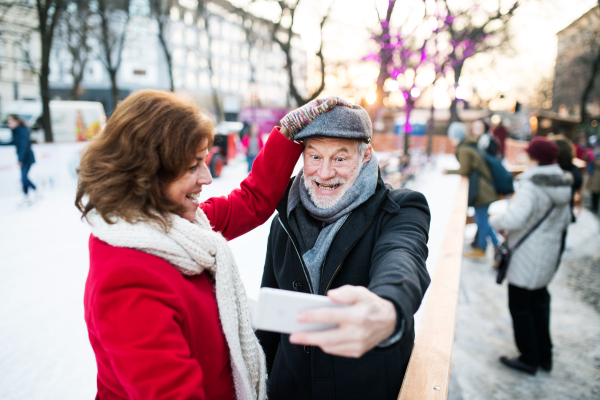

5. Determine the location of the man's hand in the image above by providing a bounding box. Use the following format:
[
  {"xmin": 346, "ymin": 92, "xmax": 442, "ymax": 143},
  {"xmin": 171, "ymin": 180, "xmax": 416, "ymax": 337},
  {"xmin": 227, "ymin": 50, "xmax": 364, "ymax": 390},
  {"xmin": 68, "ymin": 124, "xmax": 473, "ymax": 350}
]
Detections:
[
  {"xmin": 289, "ymin": 285, "xmax": 397, "ymax": 358},
  {"xmin": 18, "ymin": 161, "xmax": 22, "ymax": 167}
]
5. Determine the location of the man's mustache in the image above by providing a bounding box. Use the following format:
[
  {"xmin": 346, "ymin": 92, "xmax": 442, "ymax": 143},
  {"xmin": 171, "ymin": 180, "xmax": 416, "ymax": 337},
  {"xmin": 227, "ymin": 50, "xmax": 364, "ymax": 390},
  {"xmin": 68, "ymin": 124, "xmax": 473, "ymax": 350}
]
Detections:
[{"xmin": 305, "ymin": 175, "xmax": 347, "ymax": 186}]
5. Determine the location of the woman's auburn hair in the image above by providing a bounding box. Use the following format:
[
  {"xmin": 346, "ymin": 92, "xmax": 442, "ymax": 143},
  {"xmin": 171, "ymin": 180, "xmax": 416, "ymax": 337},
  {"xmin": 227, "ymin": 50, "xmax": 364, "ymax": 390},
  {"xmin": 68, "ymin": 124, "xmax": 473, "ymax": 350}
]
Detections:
[{"xmin": 75, "ymin": 89, "xmax": 214, "ymax": 228}]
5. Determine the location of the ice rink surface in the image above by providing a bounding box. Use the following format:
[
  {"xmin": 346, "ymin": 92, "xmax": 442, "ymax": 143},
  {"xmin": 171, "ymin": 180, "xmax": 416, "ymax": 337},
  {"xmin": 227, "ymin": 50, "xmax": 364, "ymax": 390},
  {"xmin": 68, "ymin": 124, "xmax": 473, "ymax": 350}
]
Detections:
[{"xmin": 0, "ymin": 154, "xmax": 461, "ymax": 399}]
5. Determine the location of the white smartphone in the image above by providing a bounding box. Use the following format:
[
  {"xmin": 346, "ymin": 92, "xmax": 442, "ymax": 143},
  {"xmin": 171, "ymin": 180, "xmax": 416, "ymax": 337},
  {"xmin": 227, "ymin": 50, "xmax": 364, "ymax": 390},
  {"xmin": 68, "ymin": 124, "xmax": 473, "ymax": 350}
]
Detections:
[{"xmin": 252, "ymin": 287, "xmax": 348, "ymax": 334}]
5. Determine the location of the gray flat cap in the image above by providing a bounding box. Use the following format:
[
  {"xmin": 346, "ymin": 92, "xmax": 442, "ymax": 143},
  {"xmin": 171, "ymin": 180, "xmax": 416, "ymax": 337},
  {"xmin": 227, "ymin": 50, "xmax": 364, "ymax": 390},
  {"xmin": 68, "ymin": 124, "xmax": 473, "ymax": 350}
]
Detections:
[{"xmin": 294, "ymin": 104, "xmax": 373, "ymax": 142}]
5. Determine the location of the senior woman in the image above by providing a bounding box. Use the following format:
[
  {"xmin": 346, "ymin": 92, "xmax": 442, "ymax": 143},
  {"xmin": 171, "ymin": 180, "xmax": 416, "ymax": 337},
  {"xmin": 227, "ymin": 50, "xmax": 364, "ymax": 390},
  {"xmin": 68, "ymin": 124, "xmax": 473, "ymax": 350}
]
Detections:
[
  {"xmin": 76, "ymin": 90, "xmax": 349, "ymax": 399},
  {"xmin": 489, "ymin": 137, "xmax": 572, "ymax": 375}
]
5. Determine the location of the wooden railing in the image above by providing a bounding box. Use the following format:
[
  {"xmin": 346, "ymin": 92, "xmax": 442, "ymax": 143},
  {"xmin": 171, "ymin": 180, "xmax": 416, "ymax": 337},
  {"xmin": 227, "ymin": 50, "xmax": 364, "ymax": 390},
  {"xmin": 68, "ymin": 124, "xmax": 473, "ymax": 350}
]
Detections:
[{"xmin": 398, "ymin": 176, "xmax": 469, "ymax": 400}]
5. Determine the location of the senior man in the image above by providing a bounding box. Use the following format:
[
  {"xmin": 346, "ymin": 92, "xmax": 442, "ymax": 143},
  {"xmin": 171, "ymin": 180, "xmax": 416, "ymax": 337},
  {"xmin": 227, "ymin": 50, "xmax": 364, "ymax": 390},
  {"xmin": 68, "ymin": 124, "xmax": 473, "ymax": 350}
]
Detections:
[{"xmin": 256, "ymin": 103, "xmax": 431, "ymax": 400}]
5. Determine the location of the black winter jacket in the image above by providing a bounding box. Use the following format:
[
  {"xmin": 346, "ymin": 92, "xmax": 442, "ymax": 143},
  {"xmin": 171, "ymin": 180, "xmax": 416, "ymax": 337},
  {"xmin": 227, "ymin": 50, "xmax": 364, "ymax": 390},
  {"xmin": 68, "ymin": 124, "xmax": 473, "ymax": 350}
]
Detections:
[
  {"xmin": 2, "ymin": 125, "xmax": 35, "ymax": 165},
  {"xmin": 256, "ymin": 173, "xmax": 431, "ymax": 400}
]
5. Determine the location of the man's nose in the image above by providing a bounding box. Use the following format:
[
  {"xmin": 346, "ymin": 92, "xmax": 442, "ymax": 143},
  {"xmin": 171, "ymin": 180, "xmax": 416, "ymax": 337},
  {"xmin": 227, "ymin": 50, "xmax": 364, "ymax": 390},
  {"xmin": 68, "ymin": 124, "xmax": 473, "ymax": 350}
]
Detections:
[{"xmin": 317, "ymin": 162, "xmax": 336, "ymax": 180}]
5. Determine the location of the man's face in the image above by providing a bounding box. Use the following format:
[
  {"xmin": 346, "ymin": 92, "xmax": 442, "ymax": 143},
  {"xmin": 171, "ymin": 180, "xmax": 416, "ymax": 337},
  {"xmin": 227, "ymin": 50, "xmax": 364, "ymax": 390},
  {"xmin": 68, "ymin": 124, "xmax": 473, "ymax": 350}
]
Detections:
[{"xmin": 303, "ymin": 137, "xmax": 371, "ymax": 209}]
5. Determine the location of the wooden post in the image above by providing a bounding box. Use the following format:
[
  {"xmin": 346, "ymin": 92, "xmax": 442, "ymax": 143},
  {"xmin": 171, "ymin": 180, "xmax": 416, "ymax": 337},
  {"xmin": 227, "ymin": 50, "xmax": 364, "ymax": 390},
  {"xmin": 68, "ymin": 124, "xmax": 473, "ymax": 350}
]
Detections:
[{"xmin": 398, "ymin": 176, "xmax": 469, "ymax": 400}]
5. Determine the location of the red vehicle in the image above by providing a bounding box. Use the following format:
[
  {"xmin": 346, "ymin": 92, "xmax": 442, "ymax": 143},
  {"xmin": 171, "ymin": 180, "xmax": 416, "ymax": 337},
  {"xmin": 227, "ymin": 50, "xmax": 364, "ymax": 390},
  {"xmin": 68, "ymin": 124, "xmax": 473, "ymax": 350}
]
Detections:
[{"xmin": 206, "ymin": 122, "xmax": 243, "ymax": 178}]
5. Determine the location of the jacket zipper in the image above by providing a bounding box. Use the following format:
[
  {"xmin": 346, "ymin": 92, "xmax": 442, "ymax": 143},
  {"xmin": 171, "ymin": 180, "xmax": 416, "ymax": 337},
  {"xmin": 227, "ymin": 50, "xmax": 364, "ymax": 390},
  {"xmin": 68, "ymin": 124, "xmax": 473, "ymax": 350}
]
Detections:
[
  {"xmin": 278, "ymin": 218, "xmax": 315, "ymax": 294},
  {"xmin": 323, "ymin": 213, "xmax": 380, "ymax": 294}
]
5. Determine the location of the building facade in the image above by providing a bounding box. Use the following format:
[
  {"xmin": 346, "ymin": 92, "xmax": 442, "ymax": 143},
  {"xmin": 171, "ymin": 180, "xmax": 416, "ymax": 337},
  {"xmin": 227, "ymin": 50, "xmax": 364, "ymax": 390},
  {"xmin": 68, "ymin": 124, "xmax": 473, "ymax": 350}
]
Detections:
[
  {"xmin": 0, "ymin": 0, "xmax": 40, "ymax": 117},
  {"xmin": 48, "ymin": 0, "xmax": 307, "ymax": 120},
  {"xmin": 552, "ymin": 5, "xmax": 600, "ymax": 119}
]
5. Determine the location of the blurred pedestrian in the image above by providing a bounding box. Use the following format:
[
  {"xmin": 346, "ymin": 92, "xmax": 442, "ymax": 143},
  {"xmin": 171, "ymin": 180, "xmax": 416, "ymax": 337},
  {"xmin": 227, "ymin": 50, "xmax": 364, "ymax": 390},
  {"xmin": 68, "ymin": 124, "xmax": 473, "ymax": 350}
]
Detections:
[
  {"xmin": 446, "ymin": 121, "xmax": 499, "ymax": 258},
  {"xmin": 554, "ymin": 139, "xmax": 583, "ymax": 219},
  {"xmin": 493, "ymin": 119, "xmax": 510, "ymax": 158},
  {"xmin": 475, "ymin": 119, "xmax": 499, "ymax": 157},
  {"xmin": 241, "ymin": 123, "xmax": 264, "ymax": 172},
  {"xmin": 75, "ymin": 90, "xmax": 347, "ymax": 399},
  {"xmin": 489, "ymin": 137, "xmax": 572, "ymax": 375},
  {"xmin": 1, "ymin": 114, "xmax": 38, "ymax": 205},
  {"xmin": 587, "ymin": 143, "xmax": 600, "ymax": 213}
]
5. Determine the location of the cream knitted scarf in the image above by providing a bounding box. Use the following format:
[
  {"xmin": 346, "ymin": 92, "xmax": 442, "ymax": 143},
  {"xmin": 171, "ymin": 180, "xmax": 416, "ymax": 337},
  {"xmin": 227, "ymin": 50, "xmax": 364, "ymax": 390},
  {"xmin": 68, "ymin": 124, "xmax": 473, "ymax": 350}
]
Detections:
[{"xmin": 87, "ymin": 208, "xmax": 267, "ymax": 400}]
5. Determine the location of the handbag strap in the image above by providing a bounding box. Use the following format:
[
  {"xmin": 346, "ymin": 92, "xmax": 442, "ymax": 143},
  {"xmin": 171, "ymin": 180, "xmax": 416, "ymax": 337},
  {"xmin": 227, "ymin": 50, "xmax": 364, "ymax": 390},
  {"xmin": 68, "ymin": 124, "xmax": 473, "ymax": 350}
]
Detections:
[{"xmin": 510, "ymin": 204, "xmax": 555, "ymax": 251}]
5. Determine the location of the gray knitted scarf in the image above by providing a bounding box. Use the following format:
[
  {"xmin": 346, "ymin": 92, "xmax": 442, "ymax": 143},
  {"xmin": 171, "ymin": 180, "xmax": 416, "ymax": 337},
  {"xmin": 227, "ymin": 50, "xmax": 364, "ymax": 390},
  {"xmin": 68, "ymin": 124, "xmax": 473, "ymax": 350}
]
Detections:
[{"xmin": 287, "ymin": 154, "xmax": 378, "ymax": 292}]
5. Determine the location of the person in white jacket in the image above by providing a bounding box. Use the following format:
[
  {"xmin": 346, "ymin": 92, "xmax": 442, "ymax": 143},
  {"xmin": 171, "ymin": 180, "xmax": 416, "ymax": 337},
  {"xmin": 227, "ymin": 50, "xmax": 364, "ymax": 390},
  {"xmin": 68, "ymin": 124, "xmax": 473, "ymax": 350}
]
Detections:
[{"xmin": 489, "ymin": 137, "xmax": 572, "ymax": 375}]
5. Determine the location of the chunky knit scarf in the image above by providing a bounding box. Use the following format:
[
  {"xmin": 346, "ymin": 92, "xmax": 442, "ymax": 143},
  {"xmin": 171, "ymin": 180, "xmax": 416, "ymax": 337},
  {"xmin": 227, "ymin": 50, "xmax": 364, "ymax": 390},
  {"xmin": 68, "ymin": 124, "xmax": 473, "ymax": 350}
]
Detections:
[
  {"xmin": 87, "ymin": 209, "xmax": 267, "ymax": 400},
  {"xmin": 287, "ymin": 154, "xmax": 378, "ymax": 292}
]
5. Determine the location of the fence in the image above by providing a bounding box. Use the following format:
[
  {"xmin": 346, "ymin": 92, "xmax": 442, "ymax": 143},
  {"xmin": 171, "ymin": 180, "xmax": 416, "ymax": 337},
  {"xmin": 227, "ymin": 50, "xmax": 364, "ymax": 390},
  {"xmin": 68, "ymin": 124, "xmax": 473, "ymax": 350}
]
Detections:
[{"xmin": 398, "ymin": 176, "xmax": 469, "ymax": 399}]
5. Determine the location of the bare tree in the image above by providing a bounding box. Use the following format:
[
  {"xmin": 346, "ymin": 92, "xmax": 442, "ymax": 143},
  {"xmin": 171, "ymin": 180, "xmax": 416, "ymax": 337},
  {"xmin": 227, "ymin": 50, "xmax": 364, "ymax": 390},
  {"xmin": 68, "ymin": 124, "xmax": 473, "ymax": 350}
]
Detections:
[
  {"xmin": 36, "ymin": 0, "xmax": 66, "ymax": 142},
  {"xmin": 197, "ymin": 1, "xmax": 223, "ymax": 122},
  {"xmin": 579, "ymin": 2, "xmax": 600, "ymax": 125},
  {"xmin": 435, "ymin": 0, "xmax": 519, "ymax": 122},
  {"xmin": 271, "ymin": 0, "xmax": 334, "ymax": 106},
  {"xmin": 370, "ymin": 0, "xmax": 439, "ymax": 154},
  {"xmin": 149, "ymin": 0, "xmax": 174, "ymax": 91},
  {"xmin": 94, "ymin": 0, "xmax": 130, "ymax": 113},
  {"xmin": 58, "ymin": 0, "xmax": 94, "ymax": 99}
]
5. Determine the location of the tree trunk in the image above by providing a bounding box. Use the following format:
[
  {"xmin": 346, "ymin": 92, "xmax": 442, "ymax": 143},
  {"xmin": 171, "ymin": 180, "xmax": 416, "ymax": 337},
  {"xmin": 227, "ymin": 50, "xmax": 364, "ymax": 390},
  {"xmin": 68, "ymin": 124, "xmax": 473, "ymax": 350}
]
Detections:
[
  {"xmin": 109, "ymin": 68, "xmax": 119, "ymax": 112},
  {"xmin": 450, "ymin": 62, "xmax": 464, "ymax": 123},
  {"xmin": 40, "ymin": 27, "xmax": 53, "ymax": 142},
  {"xmin": 403, "ymin": 102, "xmax": 414, "ymax": 157},
  {"xmin": 39, "ymin": 64, "xmax": 53, "ymax": 142},
  {"xmin": 157, "ymin": 20, "xmax": 174, "ymax": 91},
  {"xmin": 427, "ymin": 104, "xmax": 435, "ymax": 156}
]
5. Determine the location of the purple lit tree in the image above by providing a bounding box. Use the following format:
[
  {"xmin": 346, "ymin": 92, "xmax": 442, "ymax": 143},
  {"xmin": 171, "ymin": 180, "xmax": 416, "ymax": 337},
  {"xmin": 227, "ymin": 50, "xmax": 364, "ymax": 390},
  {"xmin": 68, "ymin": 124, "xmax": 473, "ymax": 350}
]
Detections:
[
  {"xmin": 369, "ymin": 0, "xmax": 440, "ymax": 154},
  {"xmin": 368, "ymin": 0, "xmax": 519, "ymax": 156},
  {"xmin": 434, "ymin": 0, "xmax": 519, "ymax": 122}
]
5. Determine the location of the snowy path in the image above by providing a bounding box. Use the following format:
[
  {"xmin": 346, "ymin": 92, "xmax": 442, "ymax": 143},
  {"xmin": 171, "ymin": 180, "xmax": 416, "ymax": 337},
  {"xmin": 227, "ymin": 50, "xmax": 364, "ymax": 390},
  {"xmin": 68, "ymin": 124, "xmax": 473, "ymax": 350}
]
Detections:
[{"xmin": 0, "ymin": 154, "xmax": 460, "ymax": 399}]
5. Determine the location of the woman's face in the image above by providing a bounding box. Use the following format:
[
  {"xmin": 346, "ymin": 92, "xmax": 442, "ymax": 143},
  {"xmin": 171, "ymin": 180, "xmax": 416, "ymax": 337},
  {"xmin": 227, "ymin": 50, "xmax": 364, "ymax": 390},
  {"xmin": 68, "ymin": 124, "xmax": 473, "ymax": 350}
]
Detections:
[
  {"xmin": 7, "ymin": 117, "xmax": 18, "ymax": 129},
  {"xmin": 164, "ymin": 139, "xmax": 212, "ymax": 221}
]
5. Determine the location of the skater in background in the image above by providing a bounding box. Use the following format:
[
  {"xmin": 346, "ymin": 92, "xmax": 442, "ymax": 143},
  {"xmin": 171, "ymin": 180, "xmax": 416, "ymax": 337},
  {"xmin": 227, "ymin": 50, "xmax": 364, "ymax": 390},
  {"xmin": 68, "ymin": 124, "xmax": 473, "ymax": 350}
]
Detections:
[
  {"xmin": 241, "ymin": 123, "xmax": 264, "ymax": 173},
  {"xmin": 2, "ymin": 115, "xmax": 38, "ymax": 205},
  {"xmin": 489, "ymin": 137, "xmax": 572, "ymax": 375},
  {"xmin": 445, "ymin": 121, "xmax": 499, "ymax": 258}
]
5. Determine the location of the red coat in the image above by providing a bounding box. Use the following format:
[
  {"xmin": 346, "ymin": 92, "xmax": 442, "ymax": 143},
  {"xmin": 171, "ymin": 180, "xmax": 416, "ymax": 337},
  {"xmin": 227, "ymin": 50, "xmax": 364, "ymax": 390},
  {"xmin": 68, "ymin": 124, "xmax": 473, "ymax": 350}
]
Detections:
[{"xmin": 85, "ymin": 128, "xmax": 303, "ymax": 400}]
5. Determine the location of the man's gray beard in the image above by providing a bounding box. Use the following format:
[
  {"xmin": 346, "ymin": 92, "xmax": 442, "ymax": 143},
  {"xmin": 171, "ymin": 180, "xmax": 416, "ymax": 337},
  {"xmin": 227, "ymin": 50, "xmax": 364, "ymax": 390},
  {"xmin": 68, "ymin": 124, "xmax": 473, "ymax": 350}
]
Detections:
[{"xmin": 303, "ymin": 170, "xmax": 359, "ymax": 210}]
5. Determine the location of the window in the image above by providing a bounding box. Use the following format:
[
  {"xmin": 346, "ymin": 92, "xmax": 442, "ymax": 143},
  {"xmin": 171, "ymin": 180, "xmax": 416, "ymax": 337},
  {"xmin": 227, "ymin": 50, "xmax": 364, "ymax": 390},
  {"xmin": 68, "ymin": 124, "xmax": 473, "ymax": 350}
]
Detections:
[
  {"xmin": 221, "ymin": 59, "xmax": 230, "ymax": 72},
  {"xmin": 184, "ymin": 11, "xmax": 194, "ymax": 25},
  {"xmin": 199, "ymin": 57, "xmax": 208, "ymax": 69},
  {"xmin": 221, "ymin": 41, "xmax": 230, "ymax": 55},
  {"xmin": 170, "ymin": 7, "xmax": 180, "ymax": 21},
  {"xmin": 186, "ymin": 71, "xmax": 197, "ymax": 88},
  {"xmin": 209, "ymin": 19, "xmax": 220, "ymax": 37},
  {"xmin": 199, "ymin": 34, "xmax": 208, "ymax": 49},
  {"xmin": 186, "ymin": 29, "xmax": 196, "ymax": 46},
  {"xmin": 200, "ymin": 72, "xmax": 210, "ymax": 88},
  {"xmin": 187, "ymin": 52, "xmax": 196, "ymax": 66},
  {"xmin": 211, "ymin": 75, "xmax": 219, "ymax": 89},
  {"xmin": 173, "ymin": 48, "xmax": 185, "ymax": 65},
  {"xmin": 173, "ymin": 28, "xmax": 183, "ymax": 44}
]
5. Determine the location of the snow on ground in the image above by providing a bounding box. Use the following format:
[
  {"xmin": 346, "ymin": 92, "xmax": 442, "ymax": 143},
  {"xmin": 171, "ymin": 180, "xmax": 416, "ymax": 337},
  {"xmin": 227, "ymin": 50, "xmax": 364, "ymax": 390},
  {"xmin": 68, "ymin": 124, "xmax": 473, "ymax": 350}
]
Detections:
[{"xmin": 0, "ymin": 153, "xmax": 461, "ymax": 399}]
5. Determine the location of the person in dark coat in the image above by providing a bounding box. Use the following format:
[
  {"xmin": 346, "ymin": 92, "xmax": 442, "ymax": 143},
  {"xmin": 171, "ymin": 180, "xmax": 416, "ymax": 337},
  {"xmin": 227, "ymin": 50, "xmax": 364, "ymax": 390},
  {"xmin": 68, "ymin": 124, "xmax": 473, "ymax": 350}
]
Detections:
[
  {"xmin": 493, "ymin": 119, "xmax": 510, "ymax": 158},
  {"xmin": 256, "ymin": 104, "xmax": 431, "ymax": 400},
  {"xmin": 554, "ymin": 139, "xmax": 583, "ymax": 220},
  {"xmin": 445, "ymin": 121, "xmax": 499, "ymax": 258},
  {"xmin": 4, "ymin": 115, "xmax": 37, "ymax": 203}
]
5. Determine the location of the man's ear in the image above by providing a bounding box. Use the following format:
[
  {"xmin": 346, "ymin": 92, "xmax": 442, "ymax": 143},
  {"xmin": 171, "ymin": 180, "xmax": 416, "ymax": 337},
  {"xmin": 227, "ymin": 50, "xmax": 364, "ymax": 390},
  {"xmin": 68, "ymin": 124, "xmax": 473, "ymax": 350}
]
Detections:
[{"xmin": 363, "ymin": 145, "xmax": 372, "ymax": 164}]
